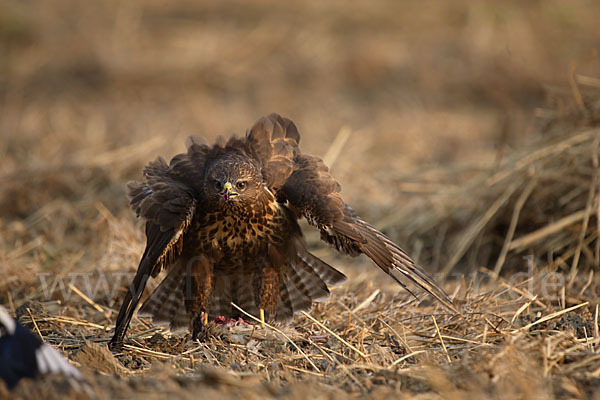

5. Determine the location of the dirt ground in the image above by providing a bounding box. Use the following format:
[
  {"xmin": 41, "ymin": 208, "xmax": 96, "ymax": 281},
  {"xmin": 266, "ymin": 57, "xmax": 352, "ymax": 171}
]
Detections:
[{"xmin": 2, "ymin": 1, "xmax": 600, "ymax": 399}]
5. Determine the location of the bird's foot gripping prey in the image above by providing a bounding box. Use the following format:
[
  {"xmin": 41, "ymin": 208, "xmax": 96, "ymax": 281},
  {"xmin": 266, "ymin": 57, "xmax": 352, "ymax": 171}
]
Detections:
[{"xmin": 109, "ymin": 113, "xmax": 456, "ymax": 350}]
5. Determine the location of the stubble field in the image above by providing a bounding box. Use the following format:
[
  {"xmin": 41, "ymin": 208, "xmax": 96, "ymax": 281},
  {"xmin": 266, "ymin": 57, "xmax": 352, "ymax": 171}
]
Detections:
[{"xmin": 1, "ymin": 1, "xmax": 600, "ymax": 398}]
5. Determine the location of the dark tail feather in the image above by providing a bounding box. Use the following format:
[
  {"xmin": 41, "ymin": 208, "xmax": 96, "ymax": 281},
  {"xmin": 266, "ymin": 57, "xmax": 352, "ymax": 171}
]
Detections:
[
  {"xmin": 294, "ymin": 243, "xmax": 347, "ymax": 286},
  {"xmin": 233, "ymin": 272, "xmax": 260, "ymax": 319},
  {"xmin": 136, "ymin": 243, "xmax": 348, "ymax": 328},
  {"xmin": 274, "ymin": 244, "xmax": 346, "ymax": 318},
  {"xmin": 209, "ymin": 273, "xmax": 233, "ymax": 318},
  {"xmin": 138, "ymin": 261, "xmax": 190, "ymax": 331},
  {"xmin": 278, "ymin": 273, "xmax": 313, "ymax": 317},
  {"xmin": 287, "ymin": 259, "xmax": 330, "ymax": 302},
  {"xmin": 208, "ymin": 271, "xmax": 260, "ymax": 320},
  {"xmin": 275, "ymin": 277, "xmax": 294, "ymax": 320}
]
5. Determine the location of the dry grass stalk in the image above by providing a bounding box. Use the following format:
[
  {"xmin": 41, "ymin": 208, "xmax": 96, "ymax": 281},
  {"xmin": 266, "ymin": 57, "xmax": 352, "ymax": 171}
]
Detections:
[{"xmin": 399, "ymin": 94, "xmax": 600, "ymax": 279}]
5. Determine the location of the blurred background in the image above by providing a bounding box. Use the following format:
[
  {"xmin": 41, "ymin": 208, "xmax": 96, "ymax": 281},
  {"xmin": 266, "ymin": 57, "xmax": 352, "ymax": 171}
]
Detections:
[{"xmin": 1, "ymin": 0, "xmax": 599, "ymax": 286}]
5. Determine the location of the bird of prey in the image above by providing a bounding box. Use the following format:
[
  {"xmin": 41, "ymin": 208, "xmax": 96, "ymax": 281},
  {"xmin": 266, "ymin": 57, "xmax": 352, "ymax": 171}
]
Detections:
[
  {"xmin": 0, "ymin": 306, "xmax": 86, "ymax": 391},
  {"xmin": 109, "ymin": 114, "xmax": 455, "ymax": 350}
]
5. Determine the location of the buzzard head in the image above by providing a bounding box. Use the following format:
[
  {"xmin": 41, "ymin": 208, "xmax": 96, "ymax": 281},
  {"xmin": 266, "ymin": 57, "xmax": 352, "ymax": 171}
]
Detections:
[{"xmin": 205, "ymin": 155, "xmax": 263, "ymax": 211}]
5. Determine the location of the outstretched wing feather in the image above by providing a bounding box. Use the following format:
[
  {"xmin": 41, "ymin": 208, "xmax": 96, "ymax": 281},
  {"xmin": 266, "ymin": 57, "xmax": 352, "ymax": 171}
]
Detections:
[
  {"xmin": 280, "ymin": 151, "xmax": 456, "ymax": 312},
  {"xmin": 111, "ymin": 145, "xmax": 206, "ymax": 347}
]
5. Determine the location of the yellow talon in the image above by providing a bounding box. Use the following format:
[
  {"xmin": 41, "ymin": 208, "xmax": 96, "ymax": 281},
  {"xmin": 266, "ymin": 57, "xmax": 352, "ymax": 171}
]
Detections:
[
  {"xmin": 201, "ymin": 312, "xmax": 208, "ymax": 326},
  {"xmin": 259, "ymin": 309, "xmax": 265, "ymax": 327}
]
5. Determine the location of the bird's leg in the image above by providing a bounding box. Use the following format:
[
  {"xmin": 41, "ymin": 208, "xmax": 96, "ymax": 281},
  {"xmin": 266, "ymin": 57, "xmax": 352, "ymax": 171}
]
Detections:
[
  {"xmin": 258, "ymin": 261, "xmax": 280, "ymax": 327},
  {"xmin": 191, "ymin": 313, "xmax": 209, "ymax": 340},
  {"xmin": 185, "ymin": 256, "xmax": 213, "ymax": 339}
]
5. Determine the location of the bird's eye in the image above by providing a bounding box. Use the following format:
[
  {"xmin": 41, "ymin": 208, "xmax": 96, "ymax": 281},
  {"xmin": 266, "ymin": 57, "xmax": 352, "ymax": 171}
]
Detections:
[
  {"xmin": 214, "ymin": 180, "xmax": 222, "ymax": 190},
  {"xmin": 236, "ymin": 181, "xmax": 246, "ymax": 190}
]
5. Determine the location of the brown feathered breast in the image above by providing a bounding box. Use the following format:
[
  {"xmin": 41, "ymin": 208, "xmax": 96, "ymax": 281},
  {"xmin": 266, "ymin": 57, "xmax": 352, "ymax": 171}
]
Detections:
[{"xmin": 109, "ymin": 113, "xmax": 456, "ymax": 350}]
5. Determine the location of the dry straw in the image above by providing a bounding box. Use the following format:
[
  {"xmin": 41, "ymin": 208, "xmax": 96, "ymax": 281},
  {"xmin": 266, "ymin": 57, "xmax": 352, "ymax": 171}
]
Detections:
[{"xmin": 386, "ymin": 92, "xmax": 600, "ymax": 281}]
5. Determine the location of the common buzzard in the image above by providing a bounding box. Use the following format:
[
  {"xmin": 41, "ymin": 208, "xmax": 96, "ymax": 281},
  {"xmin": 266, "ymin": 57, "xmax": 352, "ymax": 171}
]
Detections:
[{"xmin": 109, "ymin": 114, "xmax": 455, "ymax": 350}]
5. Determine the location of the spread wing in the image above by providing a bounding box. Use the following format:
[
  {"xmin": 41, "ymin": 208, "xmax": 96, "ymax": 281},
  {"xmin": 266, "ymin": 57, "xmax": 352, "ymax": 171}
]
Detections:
[
  {"xmin": 110, "ymin": 141, "xmax": 208, "ymax": 349},
  {"xmin": 285, "ymin": 155, "xmax": 456, "ymax": 311},
  {"xmin": 248, "ymin": 114, "xmax": 456, "ymax": 312}
]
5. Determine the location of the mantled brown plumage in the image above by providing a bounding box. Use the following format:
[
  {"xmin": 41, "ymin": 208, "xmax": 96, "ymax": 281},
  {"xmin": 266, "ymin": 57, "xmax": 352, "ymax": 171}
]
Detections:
[{"xmin": 109, "ymin": 113, "xmax": 456, "ymax": 350}]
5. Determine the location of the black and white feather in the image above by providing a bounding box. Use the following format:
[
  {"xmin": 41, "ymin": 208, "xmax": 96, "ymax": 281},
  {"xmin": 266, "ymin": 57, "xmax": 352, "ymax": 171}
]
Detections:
[{"xmin": 0, "ymin": 306, "xmax": 87, "ymax": 392}]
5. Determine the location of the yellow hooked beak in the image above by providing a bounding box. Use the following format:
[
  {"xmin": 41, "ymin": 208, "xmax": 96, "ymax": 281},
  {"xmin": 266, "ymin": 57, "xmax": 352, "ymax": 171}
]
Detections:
[{"xmin": 220, "ymin": 182, "xmax": 239, "ymax": 200}]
